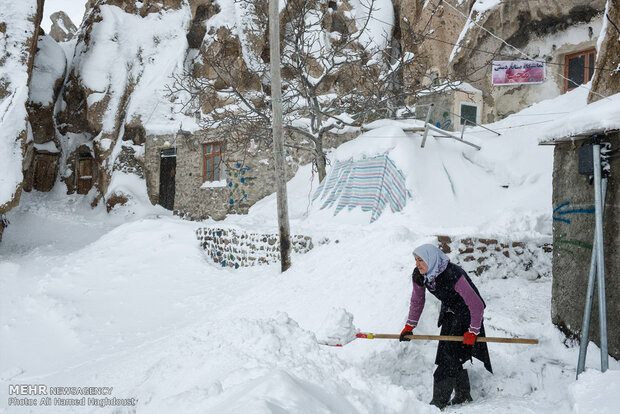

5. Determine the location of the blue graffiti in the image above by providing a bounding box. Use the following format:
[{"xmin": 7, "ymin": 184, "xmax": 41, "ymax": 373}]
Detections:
[
  {"xmin": 228, "ymin": 163, "xmax": 253, "ymax": 207},
  {"xmin": 553, "ymin": 201, "xmax": 594, "ymax": 224}
]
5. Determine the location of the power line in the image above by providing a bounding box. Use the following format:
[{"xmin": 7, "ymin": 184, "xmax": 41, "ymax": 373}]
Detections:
[
  {"xmin": 422, "ymin": 34, "xmax": 618, "ymax": 73},
  {"xmin": 606, "ymin": 12, "xmax": 620, "ymax": 36}
]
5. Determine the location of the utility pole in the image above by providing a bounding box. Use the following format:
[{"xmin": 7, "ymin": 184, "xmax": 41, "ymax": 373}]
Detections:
[{"xmin": 269, "ymin": 0, "xmax": 291, "ymax": 272}]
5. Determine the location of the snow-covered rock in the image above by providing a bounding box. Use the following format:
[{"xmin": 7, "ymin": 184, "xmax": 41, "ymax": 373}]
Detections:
[
  {"xmin": 0, "ymin": 1, "xmax": 44, "ymax": 217},
  {"xmin": 589, "ymin": 0, "xmax": 620, "ymax": 103},
  {"xmin": 56, "ymin": 0, "xmax": 192, "ymax": 203},
  {"xmin": 49, "ymin": 11, "xmax": 78, "ymax": 43}
]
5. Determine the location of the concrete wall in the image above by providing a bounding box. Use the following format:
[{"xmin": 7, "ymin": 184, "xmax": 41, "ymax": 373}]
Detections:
[
  {"xmin": 415, "ymin": 88, "xmax": 483, "ymax": 132},
  {"xmin": 551, "ymin": 133, "xmax": 620, "ymax": 360}
]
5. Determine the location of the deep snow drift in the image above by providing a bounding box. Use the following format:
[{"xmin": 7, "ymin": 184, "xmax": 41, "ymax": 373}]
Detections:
[{"xmin": 1, "ymin": 89, "xmax": 619, "ymax": 413}]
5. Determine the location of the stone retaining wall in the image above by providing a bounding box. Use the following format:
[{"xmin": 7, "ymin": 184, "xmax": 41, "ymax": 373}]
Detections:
[
  {"xmin": 196, "ymin": 227, "xmax": 315, "ymax": 268},
  {"xmin": 437, "ymin": 235, "xmax": 553, "ymax": 279}
]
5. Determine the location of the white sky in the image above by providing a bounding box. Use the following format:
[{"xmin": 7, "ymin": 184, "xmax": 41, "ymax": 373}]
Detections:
[{"xmin": 42, "ymin": 0, "xmax": 87, "ymax": 32}]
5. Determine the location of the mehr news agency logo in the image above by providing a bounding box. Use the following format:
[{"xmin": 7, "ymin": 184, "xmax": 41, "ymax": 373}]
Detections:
[{"xmin": 8, "ymin": 384, "xmax": 138, "ymax": 408}]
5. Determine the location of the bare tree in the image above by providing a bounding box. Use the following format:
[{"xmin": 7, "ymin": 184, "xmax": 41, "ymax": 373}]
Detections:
[{"xmin": 166, "ymin": 0, "xmax": 463, "ymax": 182}]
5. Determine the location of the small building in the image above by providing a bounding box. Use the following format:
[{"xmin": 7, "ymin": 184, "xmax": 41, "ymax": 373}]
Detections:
[
  {"xmin": 415, "ymin": 82, "xmax": 484, "ymax": 131},
  {"xmin": 143, "ymin": 127, "xmax": 354, "ymax": 220},
  {"xmin": 539, "ymin": 95, "xmax": 620, "ymax": 360}
]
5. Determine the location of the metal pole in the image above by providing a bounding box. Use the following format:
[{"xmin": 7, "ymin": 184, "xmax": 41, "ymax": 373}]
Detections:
[
  {"xmin": 421, "ymin": 104, "xmax": 433, "ymax": 148},
  {"xmin": 576, "ymin": 178, "xmax": 607, "ymax": 378},
  {"xmin": 592, "ymin": 143, "xmax": 608, "ymax": 372}
]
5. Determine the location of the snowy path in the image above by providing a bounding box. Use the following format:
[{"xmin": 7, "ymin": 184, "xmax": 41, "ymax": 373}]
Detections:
[{"xmin": 1, "ymin": 191, "xmax": 618, "ymax": 414}]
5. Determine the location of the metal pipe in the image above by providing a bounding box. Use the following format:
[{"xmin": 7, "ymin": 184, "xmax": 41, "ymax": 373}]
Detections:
[
  {"xmin": 592, "ymin": 143, "xmax": 609, "ymax": 372},
  {"xmin": 576, "ymin": 178, "xmax": 607, "ymax": 378},
  {"xmin": 421, "ymin": 104, "xmax": 434, "ymax": 148}
]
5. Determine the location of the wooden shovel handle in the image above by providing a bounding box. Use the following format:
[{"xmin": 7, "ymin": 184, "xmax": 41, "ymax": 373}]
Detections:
[{"xmin": 369, "ymin": 333, "xmax": 538, "ymax": 344}]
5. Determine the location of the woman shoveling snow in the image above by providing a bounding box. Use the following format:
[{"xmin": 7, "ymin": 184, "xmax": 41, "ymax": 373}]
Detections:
[{"xmin": 400, "ymin": 243, "xmax": 493, "ymax": 409}]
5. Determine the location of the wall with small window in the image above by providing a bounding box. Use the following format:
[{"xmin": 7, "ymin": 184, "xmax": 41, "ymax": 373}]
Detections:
[
  {"xmin": 201, "ymin": 142, "xmax": 225, "ymax": 186},
  {"xmin": 563, "ymin": 48, "xmax": 596, "ymax": 92},
  {"xmin": 453, "ymin": 89, "xmax": 482, "ymax": 128}
]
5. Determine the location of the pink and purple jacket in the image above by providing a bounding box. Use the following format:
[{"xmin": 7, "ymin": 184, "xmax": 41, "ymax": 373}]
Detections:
[{"xmin": 406, "ymin": 263, "xmax": 485, "ymax": 335}]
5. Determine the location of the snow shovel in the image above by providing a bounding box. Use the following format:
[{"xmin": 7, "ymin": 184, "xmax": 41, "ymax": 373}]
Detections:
[{"xmin": 323, "ymin": 332, "xmax": 539, "ymax": 347}]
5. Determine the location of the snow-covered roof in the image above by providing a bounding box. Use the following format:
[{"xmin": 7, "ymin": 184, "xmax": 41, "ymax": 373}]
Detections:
[
  {"xmin": 417, "ymin": 81, "xmax": 482, "ymax": 96},
  {"xmin": 538, "ymin": 92, "xmax": 620, "ymax": 144}
]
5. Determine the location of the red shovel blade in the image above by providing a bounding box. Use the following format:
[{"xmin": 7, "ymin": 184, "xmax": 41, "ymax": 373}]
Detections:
[{"xmin": 321, "ymin": 332, "xmax": 374, "ymax": 347}]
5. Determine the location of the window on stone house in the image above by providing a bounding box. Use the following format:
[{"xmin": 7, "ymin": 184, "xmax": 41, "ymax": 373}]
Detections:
[
  {"xmin": 203, "ymin": 142, "xmax": 223, "ymax": 182},
  {"xmin": 564, "ymin": 49, "xmax": 595, "ymax": 92},
  {"xmin": 460, "ymin": 103, "xmax": 477, "ymax": 126}
]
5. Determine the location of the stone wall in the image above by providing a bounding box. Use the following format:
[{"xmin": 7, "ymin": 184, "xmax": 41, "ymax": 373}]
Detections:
[
  {"xmin": 196, "ymin": 227, "xmax": 315, "ymax": 268},
  {"xmin": 551, "ymin": 133, "xmax": 620, "ymax": 360},
  {"xmin": 436, "ymin": 235, "xmax": 553, "ymax": 279}
]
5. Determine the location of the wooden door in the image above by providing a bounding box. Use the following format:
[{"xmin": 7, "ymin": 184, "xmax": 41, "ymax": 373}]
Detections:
[
  {"xmin": 77, "ymin": 157, "xmax": 94, "ymax": 195},
  {"xmin": 159, "ymin": 149, "xmax": 176, "ymax": 210}
]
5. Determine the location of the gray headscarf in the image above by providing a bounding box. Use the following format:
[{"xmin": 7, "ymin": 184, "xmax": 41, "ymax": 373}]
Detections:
[{"xmin": 413, "ymin": 244, "xmax": 450, "ymax": 286}]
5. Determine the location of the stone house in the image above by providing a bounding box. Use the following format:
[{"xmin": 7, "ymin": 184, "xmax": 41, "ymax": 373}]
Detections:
[
  {"xmin": 412, "ymin": 0, "xmax": 607, "ymax": 125},
  {"xmin": 143, "ymin": 128, "xmax": 354, "ymax": 220}
]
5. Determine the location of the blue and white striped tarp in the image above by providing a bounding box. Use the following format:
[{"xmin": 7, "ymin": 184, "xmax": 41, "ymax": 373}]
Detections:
[{"xmin": 312, "ymin": 154, "xmax": 410, "ymax": 222}]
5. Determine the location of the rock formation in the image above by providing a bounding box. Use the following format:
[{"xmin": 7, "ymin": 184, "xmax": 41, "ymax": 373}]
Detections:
[
  {"xmin": 445, "ymin": 0, "xmax": 606, "ymax": 120},
  {"xmin": 589, "ymin": 0, "xmax": 620, "ymax": 102},
  {"xmin": 49, "ymin": 11, "xmax": 79, "ymax": 43},
  {"xmin": 24, "ymin": 34, "xmax": 67, "ymax": 192},
  {"xmin": 0, "ymin": 0, "xmax": 45, "ymax": 240},
  {"xmin": 56, "ymin": 0, "xmax": 189, "ymax": 206}
]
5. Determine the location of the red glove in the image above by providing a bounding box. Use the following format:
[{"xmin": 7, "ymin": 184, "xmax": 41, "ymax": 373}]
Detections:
[
  {"xmin": 399, "ymin": 324, "xmax": 414, "ymax": 342},
  {"xmin": 463, "ymin": 331, "xmax": 477, "ymax": 345}
]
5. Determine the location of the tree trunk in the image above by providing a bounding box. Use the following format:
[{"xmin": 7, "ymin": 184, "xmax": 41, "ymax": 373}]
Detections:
[
  {"xmin": 315, "ymin": 139, "xmax": 326, "ymax": 183},
  {"xmin": 270, "ymin": 0, "xmax": 291, "ymax": 272}
]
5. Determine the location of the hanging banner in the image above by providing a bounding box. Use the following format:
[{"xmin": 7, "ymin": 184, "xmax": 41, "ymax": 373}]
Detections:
[{"xmin": 492, "ymin": 60, "xmax": 545, "ymax": 85}]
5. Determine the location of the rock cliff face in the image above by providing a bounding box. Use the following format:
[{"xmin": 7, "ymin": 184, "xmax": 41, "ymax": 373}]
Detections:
[
  {"xmin": 445, "ymin": 0, "xmax": 605, "ymax": 120},
  {"xmin": 49, "ymin": 11, "xmax": 79, "ymax": 43},
  {"xmin": 589, "ymin": 0, "xmax": 620, "ymax": 103},
  {"xmin": 56, "ymin": 0, "xmax": 190, "ymax": 205},
  {"xmin": 24, "ymin": 34, "xmax": 67, "ymax": 193},
  {"xmin": 0, "ymin": 0, "xmax": 45, "ymax": 228},
  {"xmin": 396, "ymin": 0, "xmax": 471, "ymax": 88}
]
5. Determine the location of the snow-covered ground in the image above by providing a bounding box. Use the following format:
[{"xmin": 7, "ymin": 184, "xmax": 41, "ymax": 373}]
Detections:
[{"xmin": 1, "ymin": 89, "xmax": 619, "ymax": 413}]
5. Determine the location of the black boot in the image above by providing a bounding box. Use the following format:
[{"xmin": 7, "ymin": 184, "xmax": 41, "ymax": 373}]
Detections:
[
  {"xmin": 450, "ymin": 369, "xmax": 473, "ymax": 405},
  {"xmin": 430, "ymin": 376, "xmax": 455, "ymax": 410}
]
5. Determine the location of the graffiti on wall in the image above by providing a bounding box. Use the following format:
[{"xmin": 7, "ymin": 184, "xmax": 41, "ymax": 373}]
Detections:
[
  {"xmin": 227, "ymin": 163, "xmax": 255, "ymax": 207},
  {"xmin": 552, "ymin": 200, "xmax": 595, "ymax": 255},
  {"xmin": 429, "ymin": 110, "xmax": 452, "ymax": 130}
]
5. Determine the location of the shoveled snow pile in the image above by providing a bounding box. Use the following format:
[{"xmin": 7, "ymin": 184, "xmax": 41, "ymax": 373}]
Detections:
[{"xmin": 1, "ymin": 87, "xmax": 619, "ymax": 413}]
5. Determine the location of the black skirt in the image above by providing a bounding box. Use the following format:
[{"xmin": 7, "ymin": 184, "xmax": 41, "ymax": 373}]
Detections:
[{"xmin": 435, "ymin": 311, "xmax": 493, "ymax": 377}]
